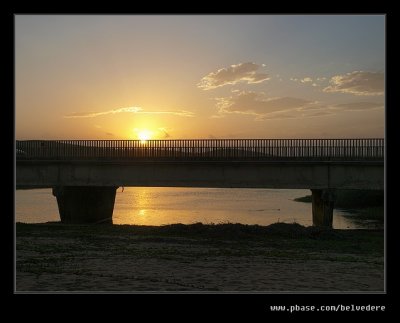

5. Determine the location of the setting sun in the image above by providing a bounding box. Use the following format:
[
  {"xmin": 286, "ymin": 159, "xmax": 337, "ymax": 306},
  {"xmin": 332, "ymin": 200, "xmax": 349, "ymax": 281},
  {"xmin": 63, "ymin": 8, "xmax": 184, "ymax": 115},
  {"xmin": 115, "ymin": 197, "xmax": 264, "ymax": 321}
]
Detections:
[{"xmin": 137, "ymin": 129, "xmax": 153, "ymax": 142}]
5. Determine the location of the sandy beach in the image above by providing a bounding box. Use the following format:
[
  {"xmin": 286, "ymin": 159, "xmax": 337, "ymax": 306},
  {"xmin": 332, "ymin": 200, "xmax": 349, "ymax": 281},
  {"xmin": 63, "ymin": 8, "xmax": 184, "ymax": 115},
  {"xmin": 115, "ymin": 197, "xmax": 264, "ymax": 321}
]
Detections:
[{"xmin": 16, "ymin": 223, "xmax": 384, "ymax": 292}]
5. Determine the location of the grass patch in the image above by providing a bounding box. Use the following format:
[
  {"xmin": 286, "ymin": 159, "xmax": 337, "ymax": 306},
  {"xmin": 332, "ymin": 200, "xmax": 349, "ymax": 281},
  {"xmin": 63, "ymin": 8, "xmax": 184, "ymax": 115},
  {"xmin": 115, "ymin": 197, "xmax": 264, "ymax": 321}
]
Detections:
[{"xmin": 16, "ymin": 222, "xmax": 383, "ymax": 255}]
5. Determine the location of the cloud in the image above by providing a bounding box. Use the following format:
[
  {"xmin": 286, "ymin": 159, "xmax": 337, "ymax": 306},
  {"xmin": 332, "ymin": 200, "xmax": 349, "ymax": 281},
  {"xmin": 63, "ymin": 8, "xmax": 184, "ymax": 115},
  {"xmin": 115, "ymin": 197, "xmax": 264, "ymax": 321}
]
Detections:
[
  {"xmin": 65, "ymin": 106, "xmax": 194, "ymax": 118},
  {"xmin": 291, "ymin": 76, "xmax": 327, "ymax": 87},
  {"xmin": 333, "ymin": 102, "xmax": 384, "ymax": 111},
  {"xmin": 323, "ymin": 71, "xmax": 384, "ymax": 96},
  {"xmin": 106, "ymin": 132, "xmax": 114, "ymax": 136},
  {"xmin": 198, "ymin": 62, "xmax": 270, "ymax": 90},
  {"xmin": 259, "ymin": 101, "xmax": 383, "ymax": 120},
  {"xmin": 210, "ymin": 114, "xmax": 225, "ymax": 119},
  {"xmin": 291, "ymin": 76, "xmax": 322, "ymax": 87},
  {"xmin": 216, "ymin": 91, "xmax": 312, "ymax": 116},
  {"xmin": 66, "ymin": 107, "xmax": 142, "ymax": 118},
  {"xmin": 300, "ymin": 77, "xmax": 313, "ymax": 83},
  {"xmin": 214, "ymin": 91, "xmax": 382, "ymax": 121},
  {"xmin": 258, "ymin": 108, "xmax": 335, "ymax": 120},
  {"xmin": 138, "ymin": 110, "xmax": 194, "ymax": 117},
  {"xmin": 216, "ymin": 91, "xmax": 320, "ymax": 120}
]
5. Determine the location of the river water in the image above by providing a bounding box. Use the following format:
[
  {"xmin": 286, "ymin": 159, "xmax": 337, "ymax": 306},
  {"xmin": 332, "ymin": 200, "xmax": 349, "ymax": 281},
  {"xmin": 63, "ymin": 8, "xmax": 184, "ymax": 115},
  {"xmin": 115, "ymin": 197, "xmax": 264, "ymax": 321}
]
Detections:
[{"xmin": 15, "ymin": 187, "xmax": 365, "ymax": 229}]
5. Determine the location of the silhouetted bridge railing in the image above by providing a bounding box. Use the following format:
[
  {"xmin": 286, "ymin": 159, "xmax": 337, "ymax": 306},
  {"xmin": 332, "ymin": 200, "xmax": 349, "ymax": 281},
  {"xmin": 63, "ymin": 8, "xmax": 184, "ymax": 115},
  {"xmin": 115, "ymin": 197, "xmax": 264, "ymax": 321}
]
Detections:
[
  {"xmin": 16, "ymin": 138, "xmax": 384, "ymax": 226},
  {"xmin": 16, "ymin": 139, "xmax": 384, "ymax": 161}
]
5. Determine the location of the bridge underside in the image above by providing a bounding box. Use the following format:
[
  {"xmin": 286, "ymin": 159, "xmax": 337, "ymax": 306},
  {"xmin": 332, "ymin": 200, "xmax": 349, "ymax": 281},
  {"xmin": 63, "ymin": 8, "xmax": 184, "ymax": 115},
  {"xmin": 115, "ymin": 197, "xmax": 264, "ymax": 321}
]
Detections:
[{"xmin": 17, "ymin": 160, "xmax": 384, "ymax": 227}]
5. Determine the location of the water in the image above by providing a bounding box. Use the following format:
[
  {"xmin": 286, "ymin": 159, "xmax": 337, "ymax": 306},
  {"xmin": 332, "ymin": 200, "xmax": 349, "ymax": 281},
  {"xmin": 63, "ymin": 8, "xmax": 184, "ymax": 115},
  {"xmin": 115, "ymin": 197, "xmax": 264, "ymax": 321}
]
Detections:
[{"xmin": 15, "ymin": 187, "xmax": 364, "ymax": 229}]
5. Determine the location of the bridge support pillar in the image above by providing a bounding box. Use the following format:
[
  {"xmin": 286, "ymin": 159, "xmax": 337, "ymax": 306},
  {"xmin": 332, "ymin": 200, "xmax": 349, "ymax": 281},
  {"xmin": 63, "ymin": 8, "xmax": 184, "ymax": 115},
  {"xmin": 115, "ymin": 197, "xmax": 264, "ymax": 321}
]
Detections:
[
  {"xmin": 311, "ymin": 189, "xmax": 335, "ymax": 228},
  {"xmin": 52, "ymin": 186, "xmax": 118, "ymax": 224}
]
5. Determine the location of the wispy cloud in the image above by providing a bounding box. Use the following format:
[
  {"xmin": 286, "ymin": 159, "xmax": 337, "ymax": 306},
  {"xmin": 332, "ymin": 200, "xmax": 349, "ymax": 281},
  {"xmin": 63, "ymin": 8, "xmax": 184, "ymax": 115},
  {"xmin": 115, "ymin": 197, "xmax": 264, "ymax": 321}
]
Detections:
[
  {"xmin": 198, "ymin": 62, "xmax": 270, "ymax": 90},
  {"xmin": 259, "ymin": 107, "xmax": 335, "ymax": 120},
  {"xmin": 258, "ymin": 101, "xmax": 383, "ymax": 120},
  {"xmin": 215, "ymin": 91, "xmax": 316, "ymax": 120},
  {"xmin": 214, "ymin": 91, "xmax": 383, "ymax": 121},
  {"xmin": 216, "ymin": 91, "xmax": 311, "ymax": 116},
  {"xmin": 297, "ymin": 77, "xmax": 319, "ymax": 87},
  {"xmin": 291, "ymin": 76, "xmax": 325, "ymax": 87},
  {"xmin": 333, "ymin": 102, "xmax": 384, "ymax": 110},
  {"xmin": 323, "ymin": 71, "xmax": 384, "ymax": 96},
  {"xmin": 64, "ymin": 106, "xmax": 195, "ymax": 118},
  {"xmin": 66, "ymin": 107, "xmax": 142, "ymax": 118},
  {"xmin": 300, "ymin": 77, "xmax": 313, "ymax": 83},
  {"xmin": 135, "ymin": 110, "xmax": 194, "ymax": 117}
]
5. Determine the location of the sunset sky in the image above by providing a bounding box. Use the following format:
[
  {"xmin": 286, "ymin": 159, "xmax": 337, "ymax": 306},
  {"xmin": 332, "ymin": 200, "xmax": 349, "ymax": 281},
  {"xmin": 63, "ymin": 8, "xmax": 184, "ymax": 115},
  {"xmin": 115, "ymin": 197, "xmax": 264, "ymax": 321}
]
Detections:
[{"xmin": 15, "ymin": 15, "xmax": 385, "ymax": 140}]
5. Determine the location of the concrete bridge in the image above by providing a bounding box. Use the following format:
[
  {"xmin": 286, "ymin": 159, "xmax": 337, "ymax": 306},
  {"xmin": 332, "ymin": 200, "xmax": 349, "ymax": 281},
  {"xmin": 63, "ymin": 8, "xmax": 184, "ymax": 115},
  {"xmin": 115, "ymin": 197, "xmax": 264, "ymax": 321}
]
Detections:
[{"xmin": 16, "ymin": 139, "xmax": 384, "ymax": 227}]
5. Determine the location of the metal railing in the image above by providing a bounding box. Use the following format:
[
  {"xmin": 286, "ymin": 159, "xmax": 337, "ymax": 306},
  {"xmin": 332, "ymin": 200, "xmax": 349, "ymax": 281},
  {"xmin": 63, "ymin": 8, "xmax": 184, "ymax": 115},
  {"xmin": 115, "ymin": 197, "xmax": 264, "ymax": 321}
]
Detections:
[{"xmin": 16, "ymin": 139, "xmax": 384, "ymax": 161}]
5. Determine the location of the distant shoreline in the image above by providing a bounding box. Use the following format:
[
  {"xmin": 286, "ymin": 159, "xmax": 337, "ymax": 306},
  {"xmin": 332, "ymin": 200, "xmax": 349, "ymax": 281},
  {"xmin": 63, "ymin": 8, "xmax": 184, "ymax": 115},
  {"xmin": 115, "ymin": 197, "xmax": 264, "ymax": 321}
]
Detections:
[{"xmin": 293, "ymin": 190, "xmax": 384, "ymax": 228}]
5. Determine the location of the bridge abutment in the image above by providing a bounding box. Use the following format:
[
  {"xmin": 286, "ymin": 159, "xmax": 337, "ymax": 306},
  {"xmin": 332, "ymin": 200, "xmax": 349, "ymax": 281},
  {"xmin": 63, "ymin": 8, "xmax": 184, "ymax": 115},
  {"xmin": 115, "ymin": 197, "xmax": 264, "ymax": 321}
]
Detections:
[
  {"xmin": 311, "ymin": 189, "xmax": 336, "ymax": 228},
  {"xmin": 52, "ymin": 186, "xmax": 118, "ymax": 224}
]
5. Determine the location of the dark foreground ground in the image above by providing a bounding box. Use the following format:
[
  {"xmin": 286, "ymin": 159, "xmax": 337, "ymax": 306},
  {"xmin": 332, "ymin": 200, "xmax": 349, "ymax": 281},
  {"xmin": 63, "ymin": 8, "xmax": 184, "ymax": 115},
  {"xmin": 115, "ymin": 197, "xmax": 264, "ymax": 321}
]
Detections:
[{"xmin": 16, "ymin": 222, "xmax": 384, "ymax": 292}]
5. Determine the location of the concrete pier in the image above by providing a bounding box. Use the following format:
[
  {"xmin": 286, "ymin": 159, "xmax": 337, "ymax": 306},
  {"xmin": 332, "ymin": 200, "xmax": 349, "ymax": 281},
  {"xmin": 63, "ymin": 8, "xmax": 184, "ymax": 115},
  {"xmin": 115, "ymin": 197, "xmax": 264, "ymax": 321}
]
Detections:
[
  {"xmin": 311, "ymin": 189, "xmax": 336, "ymax": 227},
  {"xmin": 52, "ymin": 186, "xmax": 118, "ymax": 224}
]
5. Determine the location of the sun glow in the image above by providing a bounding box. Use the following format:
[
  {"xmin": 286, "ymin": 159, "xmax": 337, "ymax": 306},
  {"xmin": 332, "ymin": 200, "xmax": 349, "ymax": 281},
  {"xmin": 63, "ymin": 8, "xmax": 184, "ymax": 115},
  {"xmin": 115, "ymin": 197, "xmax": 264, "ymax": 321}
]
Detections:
[{"xmin": 137, "ymin": 129, "xmax": 153, "ymax": 143}]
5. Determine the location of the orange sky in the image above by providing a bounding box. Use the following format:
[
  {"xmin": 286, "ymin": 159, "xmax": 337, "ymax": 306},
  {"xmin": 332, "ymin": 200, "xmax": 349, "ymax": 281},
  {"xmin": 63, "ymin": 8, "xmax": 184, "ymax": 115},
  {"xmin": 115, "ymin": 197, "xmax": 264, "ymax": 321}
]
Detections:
[{"xmin": 16, "ymin": 15, "xmax": 385, "ymax": 140}]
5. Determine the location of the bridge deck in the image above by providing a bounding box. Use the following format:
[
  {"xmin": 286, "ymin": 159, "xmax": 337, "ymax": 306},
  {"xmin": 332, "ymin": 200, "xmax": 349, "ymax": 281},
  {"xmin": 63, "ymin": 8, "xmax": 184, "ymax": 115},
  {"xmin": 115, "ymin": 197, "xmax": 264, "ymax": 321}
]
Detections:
[{"xmin": 16, "ymin": 139, "xmax": 384, "ymax": 226}]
